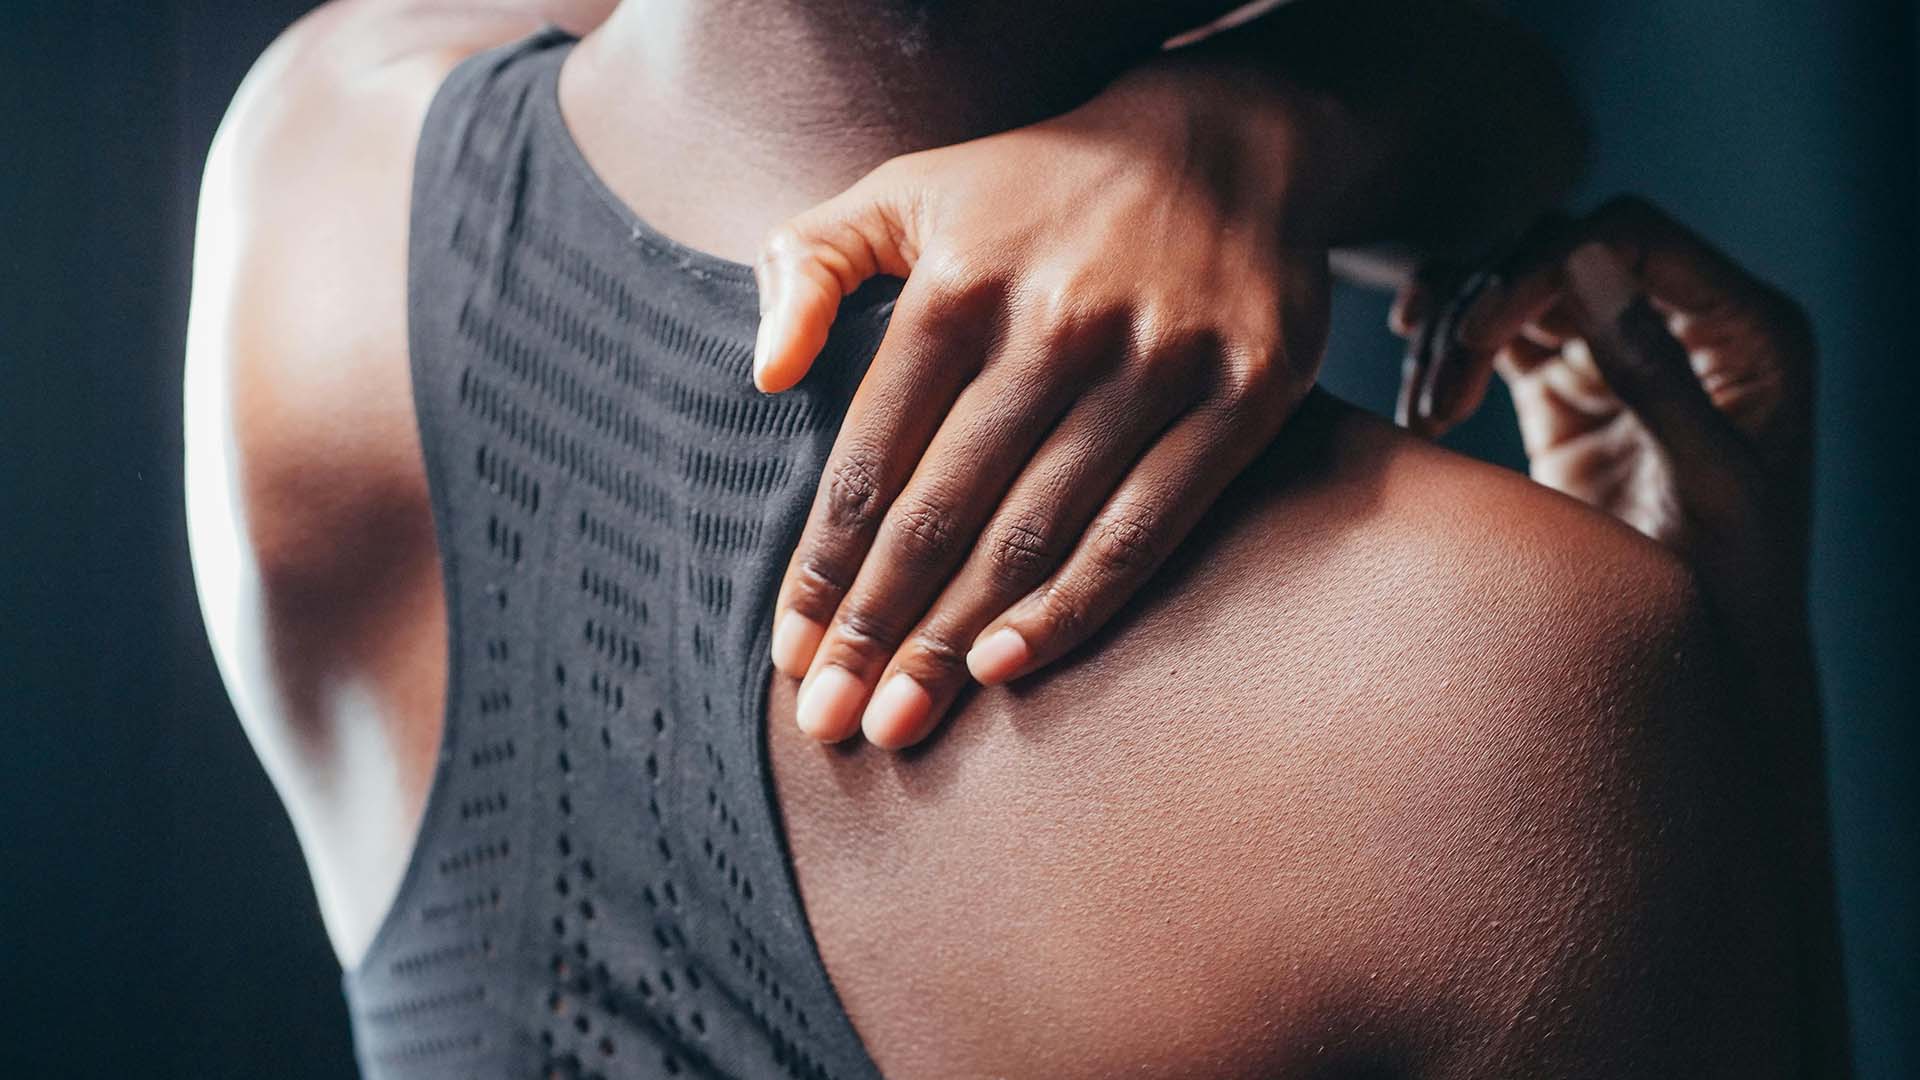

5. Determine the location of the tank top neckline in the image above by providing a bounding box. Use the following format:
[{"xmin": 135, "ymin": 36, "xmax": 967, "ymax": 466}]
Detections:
[{"xmin": 531, "ymin": 26, "xmax": 902, "ymax": 317}]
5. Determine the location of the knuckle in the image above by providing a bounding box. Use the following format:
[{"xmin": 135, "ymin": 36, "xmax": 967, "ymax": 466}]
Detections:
[
  {"xmin": 1215, "ymin": 346, "xmax": 1282, "ymax": 405},
  {"xmin": 758, "ymin": 221, "xmax": 813, "ymax": 266},
  {"xmin": 1086, "ymin": 509, "xmax": 1163, "ymax": 580},
  {"xmin": 1025, "ymin": 293, "xmax": 1129, "ymax": 379},
  {"xmin": 1228, "ymin": 308, "xmax": 1287, "ymax": 366},
  {"xmin": 1199, "ymin": 386, "xmax": 1257, "ymax": 433},
  {"xmin": 822, "ymin": 450, "xmax": 887, "ymax": 530},
  {"xmin": 919, "ymin": 294, "xmax": 1005, "ymax": 353},
  {"xmin": 1200, "ymin": 360, "xmax": 1283, "ymax": 431},
  {"xmin": 885, "ymin": 497, "xmax": 963, "ymax": 564},
  {"xmin": 1244, "ymin": 296, "xmax": 1295, "ymax": 356},
  {"xmin": 1036, "ymin": 299, "xmax": 1102, "ymax": 355},
  {"xmin": 984, "ymin": 511, "xmax": 1063, "ymax": 586},
  {"xmin": 1141, "ymin": 324, "xmax": 1221, "ymax": 380},
  {"xmin": 902, "ymin": 629, "xmax": 970, "ymax": 676},
  {"xmin": 1125, "ymin": 300, "xmax": 1187, "ymax": 355},
  {"xmin": 1113, "ymin": 320, "xmax": 1199, "ymax": 392},
  {"xmin": 832, "ymin": 603, "xmax": 910, "ymax": 658},
  {"xmin": 914, "ymin": 245, "xmax": 975, "ymax": 294},
  {"xmin": 787, "ymin": 555, "xmax": 853, "ymax": 609},
  {"xmin": 1032, "ymin": 580, "xmax": 1089, "ymax": 642},
  {"xmin": 1019, "ymin": 267, "xmax": 1098, "ymax": 328},
  {"xmin": 914, "ymin": 248, "xmax": 1001, "ymax": 318}
]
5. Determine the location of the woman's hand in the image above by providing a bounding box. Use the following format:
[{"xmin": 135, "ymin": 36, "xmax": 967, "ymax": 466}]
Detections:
[
  {"xmin": 1394, "ymin": 196, "xmax": 1845, "ymax": 1076},
  {"xmin": 1395, "ymin": 197, "xmax": 1814, "ymax": 635},
  {"xmin": 753, "ymin": 71, "xmax": 1331, "ymax": 749}
]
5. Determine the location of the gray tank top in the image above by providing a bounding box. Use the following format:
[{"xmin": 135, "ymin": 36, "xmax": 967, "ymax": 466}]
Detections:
[{"xmin": 341, "ymin": 28, "xmax": 893, "ymax": 1079}]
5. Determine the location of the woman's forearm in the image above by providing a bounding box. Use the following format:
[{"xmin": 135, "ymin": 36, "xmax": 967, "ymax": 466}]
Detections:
[{"xmin": 1141, "ymin": 0, "xmax": 1587, "ymax": 274}]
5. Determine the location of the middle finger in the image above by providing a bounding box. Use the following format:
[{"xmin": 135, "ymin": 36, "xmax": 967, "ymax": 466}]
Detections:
[
  {"xmin": 791, "ymin": 327, "xmax": 1101, "ymax": 741},
  {"xmin": 859, "ymin": 364, "xmax": 1198, "ymax": 748}
]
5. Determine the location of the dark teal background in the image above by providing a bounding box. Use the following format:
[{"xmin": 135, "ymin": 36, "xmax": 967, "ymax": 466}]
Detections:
[
  {"xmin": 1323, "ymin": 7, "xmax": 1919, "ymax": 1075},
  {"xmin": 3, "ymin": 3, "xmax": 1913, "ymax": 1076}
]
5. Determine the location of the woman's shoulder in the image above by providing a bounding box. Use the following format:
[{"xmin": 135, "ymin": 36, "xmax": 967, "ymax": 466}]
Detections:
[
  {"xmin": 187, "ymin": 0, "xmax": 551, "ymax": 598},
  {"xmin": 182, "ymin": 0, "xmax": 550, "ymax": 962},
  {"xmin": 772, "ymin": 393, "xmax": 1792, "ymax": 1077},
  {"xmin": 1222, "ymin": 390, "xmax": 1707, "ymax": 669}
]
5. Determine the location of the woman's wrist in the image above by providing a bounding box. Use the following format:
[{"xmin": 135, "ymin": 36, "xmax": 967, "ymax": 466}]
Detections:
[
  {"xmin": 1072, "ymin": 50, "xmax": 1367, "ymax": 252},
  {"xmin": 1133, "ymin": 0, "xmax": 1586, "ymax": 262}
]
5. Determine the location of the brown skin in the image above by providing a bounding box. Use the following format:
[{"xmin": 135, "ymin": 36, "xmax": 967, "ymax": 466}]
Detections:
[
  {"xmin": 187, "ymin": 0, "xmax": 1804, "ymax": 1074},
  {"xmin": 772, "ymin": 396, "xmax": 1793, "ymax": 1077},
  {"xmin": 1397, "ymin": 200, "xmax": 1817, "ymax": 674},
  {"xmin": 739, "ymin": 0, "xmax": 1586, "ymax": 749},
  {"xmin": 1392, "ymin": 202, "xmax": 1842, "ymax": 1074}
]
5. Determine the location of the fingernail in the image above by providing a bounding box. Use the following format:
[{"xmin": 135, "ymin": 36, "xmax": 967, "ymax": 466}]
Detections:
[
  {"xmin": 770, "ymin": 609, "xmax": 824, "ymax": 676},
  {"xmin": 752, "ymin": 261, "xmax": 791, "ymax": 391},
  {"xmin": 796, "ymin": 665, "xmax": 866, "ymax": 741},
  {"xmin": 862, "ymin": 672, "xmax": 932, "ymax": 748},
  {"xmin": 1564, "ymin": 242, "xmax": 1636, "ymax": 328},
  {"xmin": 752, "ymin": 314, "xmax": 777, "ymax": 391},
  {"xmin": 966, "ymin": 626, "xmax": 1031, "ymax": 685}
]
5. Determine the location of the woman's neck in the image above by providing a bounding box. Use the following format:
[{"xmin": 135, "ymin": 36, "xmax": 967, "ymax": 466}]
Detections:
[{"xmin": 559, "ymin": 0, "xmax": 1168, "ymax": 261}]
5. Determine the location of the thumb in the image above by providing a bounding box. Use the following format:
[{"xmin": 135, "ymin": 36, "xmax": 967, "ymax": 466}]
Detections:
[{"xmin": 752, "ymin": 166, "xmax": 923, "ymax": 393}]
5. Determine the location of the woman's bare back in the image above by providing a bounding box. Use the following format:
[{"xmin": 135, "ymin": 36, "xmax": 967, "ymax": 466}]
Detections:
[
  {"xmin": 189, "ymin": 6, "xmax": 1799, "ymax": 1075},
  {"xmin": 772, "ymin": 396, "xmax": 1795, "ymax": 1078}
]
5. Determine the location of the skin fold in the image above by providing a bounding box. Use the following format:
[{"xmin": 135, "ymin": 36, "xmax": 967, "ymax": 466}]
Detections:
[{"xmin": 185, "ymin": 0, "xmax": 1815, "ymax": 1074}]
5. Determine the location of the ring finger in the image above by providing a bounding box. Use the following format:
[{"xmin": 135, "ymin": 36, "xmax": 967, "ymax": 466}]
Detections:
[
  {"xmin": 790, "ymin": 336, "xmax": 1094, "ymax": 741},
  {"xmin": 857, "ymin": 369, "xmax": 1198, "ymax": 747}
]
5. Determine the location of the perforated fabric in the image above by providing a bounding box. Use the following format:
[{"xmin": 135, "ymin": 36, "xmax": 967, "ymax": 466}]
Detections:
[{"xmin": 341, "ymin": 29, "xmax": 892, "ymax": 1080}]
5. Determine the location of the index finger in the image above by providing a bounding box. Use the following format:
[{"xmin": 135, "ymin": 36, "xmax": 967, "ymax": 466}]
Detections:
[
  {"xmin": 1395, "ymin": 215, "xmax": 1570, "ymax": 434},
  {"xmin": 768, "ymin": 265, "xmax": 1001, "ymax": 680},
  {"xmin": 1457, "ymin": 197, "xmax": 1761, "ymax": 352},
  {"xmin": 1404, "ymin": 199, "xmax": 1776, "ymax": 436}
]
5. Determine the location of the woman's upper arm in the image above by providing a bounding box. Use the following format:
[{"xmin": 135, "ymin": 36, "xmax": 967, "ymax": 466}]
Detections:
[{"xmin": 184, "ymin": 5, "xmax": 443, "ymax": 754}]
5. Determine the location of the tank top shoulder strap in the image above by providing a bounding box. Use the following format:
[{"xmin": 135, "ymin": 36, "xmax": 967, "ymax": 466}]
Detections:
[{"xmin": 410, "ymin": 24, "xmax": 574, "ymax": 221}]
